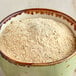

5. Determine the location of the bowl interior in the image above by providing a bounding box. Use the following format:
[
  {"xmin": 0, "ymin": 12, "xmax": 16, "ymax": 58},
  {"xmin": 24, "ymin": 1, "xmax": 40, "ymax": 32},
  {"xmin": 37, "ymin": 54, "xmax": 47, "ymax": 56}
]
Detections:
[{"xmin": 0, "ymin": 8, "xmax": 76, "ymax": 66}]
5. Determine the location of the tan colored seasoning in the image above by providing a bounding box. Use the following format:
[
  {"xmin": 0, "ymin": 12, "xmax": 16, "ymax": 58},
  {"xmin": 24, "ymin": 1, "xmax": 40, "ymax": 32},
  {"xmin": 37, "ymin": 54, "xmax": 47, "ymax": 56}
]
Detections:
[{"xmin": 0, "ymin": 18, "xmax": 75, "ymax": 63}]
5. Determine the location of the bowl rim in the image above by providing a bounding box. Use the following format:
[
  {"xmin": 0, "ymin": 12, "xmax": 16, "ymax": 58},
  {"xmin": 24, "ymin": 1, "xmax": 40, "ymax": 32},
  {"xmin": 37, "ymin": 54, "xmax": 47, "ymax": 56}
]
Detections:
[{"xmin": 0, "ymin": 8, "xmax": 76, "ymax": 66}]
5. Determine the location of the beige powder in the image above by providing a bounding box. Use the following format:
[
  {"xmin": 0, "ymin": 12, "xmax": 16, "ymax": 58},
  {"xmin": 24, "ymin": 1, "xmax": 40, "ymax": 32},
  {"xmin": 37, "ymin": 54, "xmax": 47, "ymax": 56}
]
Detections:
[{"xmin": 0, "ymin": 18, "xmax": 75, "ymax": 63}]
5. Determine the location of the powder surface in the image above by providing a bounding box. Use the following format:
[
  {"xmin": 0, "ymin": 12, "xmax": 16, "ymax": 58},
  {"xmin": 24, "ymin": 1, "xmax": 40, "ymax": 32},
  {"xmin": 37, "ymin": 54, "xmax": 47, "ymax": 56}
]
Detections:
[{"xmin": 0, "ymin": 18, "xmax": 76, "ymax": 63}]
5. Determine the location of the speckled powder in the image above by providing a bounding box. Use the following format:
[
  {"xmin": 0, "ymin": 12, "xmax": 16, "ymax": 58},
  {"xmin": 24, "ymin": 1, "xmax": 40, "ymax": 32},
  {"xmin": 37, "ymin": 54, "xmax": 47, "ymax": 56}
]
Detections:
[{"xmin": 0, "ymin": 18, "xmax": 75, "ymax": 63}]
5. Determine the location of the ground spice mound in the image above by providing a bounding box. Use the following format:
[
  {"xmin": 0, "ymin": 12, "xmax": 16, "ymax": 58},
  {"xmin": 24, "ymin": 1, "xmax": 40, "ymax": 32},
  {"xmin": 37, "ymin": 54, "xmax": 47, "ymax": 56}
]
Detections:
[{"xmin": 0, "ymin": 18, "xmax": 76, "ymax": 63}]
